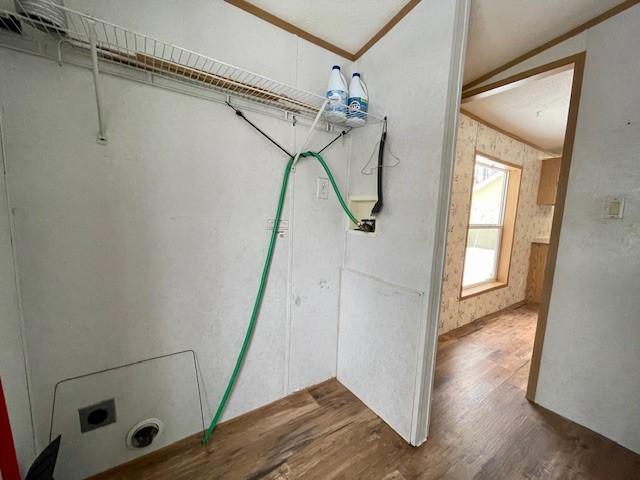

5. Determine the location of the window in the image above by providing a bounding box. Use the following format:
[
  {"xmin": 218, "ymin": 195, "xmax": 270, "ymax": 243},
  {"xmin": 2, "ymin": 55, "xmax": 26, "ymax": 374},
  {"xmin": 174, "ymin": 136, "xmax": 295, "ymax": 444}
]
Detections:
[{"xmin": 461, "ymin": 154, "xmax": 521, "ymax": 297}]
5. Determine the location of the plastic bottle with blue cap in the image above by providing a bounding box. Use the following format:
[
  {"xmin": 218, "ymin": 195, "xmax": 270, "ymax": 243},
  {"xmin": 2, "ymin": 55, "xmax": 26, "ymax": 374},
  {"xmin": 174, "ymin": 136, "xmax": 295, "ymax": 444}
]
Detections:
[
  {"xmin": 346, "ymin": 73, "xmax": 368, "ymax": 127},
  {"xmin": 325, "ymin": 65, "xmax": 348, "ymax": 123}
]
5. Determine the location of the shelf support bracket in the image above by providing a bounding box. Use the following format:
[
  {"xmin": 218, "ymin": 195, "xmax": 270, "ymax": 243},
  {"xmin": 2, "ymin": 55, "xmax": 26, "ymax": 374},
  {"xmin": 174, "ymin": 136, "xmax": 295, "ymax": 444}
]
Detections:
[{"xmin": 87, "ymin": 20, "xmax": 107, "ymax": 145}]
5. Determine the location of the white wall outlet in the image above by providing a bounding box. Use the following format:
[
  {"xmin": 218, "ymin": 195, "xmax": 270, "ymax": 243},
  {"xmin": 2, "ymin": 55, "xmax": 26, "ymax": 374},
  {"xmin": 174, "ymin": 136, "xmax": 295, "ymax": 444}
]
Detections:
[{"xmin": 317, "ymin": 177, "xmax": 329, "ymax": 200}]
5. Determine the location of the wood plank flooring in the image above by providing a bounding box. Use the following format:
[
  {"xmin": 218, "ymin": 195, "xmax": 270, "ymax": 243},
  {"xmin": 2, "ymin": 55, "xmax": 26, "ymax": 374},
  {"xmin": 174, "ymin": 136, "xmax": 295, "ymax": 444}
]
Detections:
[{"xmin": 92, "ymin": 306, "xmax": 640, "ymax": 479}]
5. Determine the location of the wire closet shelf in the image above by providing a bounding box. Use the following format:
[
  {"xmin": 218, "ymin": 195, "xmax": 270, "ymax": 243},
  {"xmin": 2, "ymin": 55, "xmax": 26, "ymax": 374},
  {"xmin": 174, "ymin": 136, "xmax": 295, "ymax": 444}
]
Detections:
[{"xmin": 1, "ymin": 0, "xmax": 383, "ymax": 126}]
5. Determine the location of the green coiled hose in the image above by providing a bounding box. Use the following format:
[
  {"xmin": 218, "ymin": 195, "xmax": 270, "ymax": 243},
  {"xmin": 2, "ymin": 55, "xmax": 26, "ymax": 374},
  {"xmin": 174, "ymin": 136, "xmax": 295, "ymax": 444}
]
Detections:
[{"xmin": 202, "ymin": 151, "xmax": 359, "ymax": 444}]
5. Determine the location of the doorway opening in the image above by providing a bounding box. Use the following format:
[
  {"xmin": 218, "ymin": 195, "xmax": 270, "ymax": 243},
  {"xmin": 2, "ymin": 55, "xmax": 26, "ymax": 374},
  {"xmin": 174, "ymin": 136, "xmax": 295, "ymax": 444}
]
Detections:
[{"xmin": 434, "ymin": 53, "xmax": 586, "ymax": 414}]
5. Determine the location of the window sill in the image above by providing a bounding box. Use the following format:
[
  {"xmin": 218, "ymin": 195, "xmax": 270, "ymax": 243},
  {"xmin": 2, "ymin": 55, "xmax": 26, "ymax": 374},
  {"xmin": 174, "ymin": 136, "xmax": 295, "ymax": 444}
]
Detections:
[{"xmin": 460, "ymin": 281, "xmax": 508, "ymax": 300}]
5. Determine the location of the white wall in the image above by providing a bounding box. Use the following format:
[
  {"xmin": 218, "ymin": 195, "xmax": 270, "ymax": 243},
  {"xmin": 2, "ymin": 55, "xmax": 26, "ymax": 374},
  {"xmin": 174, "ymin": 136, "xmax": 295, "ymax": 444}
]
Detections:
[
  {"xmin": 470, "ymin": 4, "xmax": 640, "ymax": 453},
  {"xmin": 0, "ymin": 112, "xmax": 35, "ymax": 476},
  {"xmin": 535, "ymin": 6, "xmax": 640, "ymax": 453},
  {"xmin": 337, "ymin": 0, "xmax": 468, "ymax": 443},
  {"xmin": 0, "ymin": 0, "xmax": 354, "ymax": 476}
]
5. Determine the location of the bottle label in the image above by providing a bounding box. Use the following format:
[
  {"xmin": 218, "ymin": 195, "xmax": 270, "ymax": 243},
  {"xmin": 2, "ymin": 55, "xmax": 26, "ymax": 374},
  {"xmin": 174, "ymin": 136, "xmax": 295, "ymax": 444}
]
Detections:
[
  {"xmin": 326, "ymin": 90, "xmax": 347, "ymax": 114},
  {"xmin": 347, "ymin": 97, "xmax": 369, "ymax": 119}
]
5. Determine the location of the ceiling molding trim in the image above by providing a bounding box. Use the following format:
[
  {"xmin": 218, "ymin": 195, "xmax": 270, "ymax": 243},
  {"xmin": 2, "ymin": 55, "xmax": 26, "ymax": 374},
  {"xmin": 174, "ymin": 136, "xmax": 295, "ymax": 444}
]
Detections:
[
  {"xmin": 463, "ymin": 0, "xmax": 640, "ymax": 92},
  {"xmin": 461, "ymin": 63, "xmax": 573, "ymax": 105},
  {"xmin": 223, "ymin": 0, "xmax": 421, "ymax": 62},
  {"xmin": 460, "ymin": 109, "xmax": 559, "ymax": 156},
  {"xmin": 462, "ymin": 53, "xmax": 583, "ymax": 102},
  {"xmin": 461, "ymin": 53, "xmax": 587, "ymax": 155},
  {"xmin": 353, "ymin": 0, "xmax": 422, "ymax": 59},
  {"xmin": 224, "ymin": 0, "xmax": 355, "ymax": 60}
]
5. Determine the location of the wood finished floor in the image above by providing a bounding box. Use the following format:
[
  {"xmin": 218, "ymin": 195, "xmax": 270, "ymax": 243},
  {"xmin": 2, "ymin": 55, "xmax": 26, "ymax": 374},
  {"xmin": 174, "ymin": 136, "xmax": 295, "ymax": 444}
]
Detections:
[{"xmin": 93, "ymin": 306, "xmax": 640, "ymax": 479}]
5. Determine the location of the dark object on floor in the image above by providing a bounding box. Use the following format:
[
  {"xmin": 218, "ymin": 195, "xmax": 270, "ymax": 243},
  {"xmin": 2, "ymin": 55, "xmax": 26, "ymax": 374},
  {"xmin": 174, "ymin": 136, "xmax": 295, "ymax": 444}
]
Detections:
[{"xmin": 25, "ymin": 435, "xmax": 61, "ymax": 480}]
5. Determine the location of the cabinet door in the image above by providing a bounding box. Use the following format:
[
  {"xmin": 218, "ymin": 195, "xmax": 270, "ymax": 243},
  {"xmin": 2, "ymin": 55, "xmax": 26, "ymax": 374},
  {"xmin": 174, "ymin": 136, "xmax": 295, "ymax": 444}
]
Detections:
[
  {"xmin": 526, "ymin": 243, "xmax": 549, "ymax": 303},
  {"xmin": 537, "ymin": 157, "xmax": 561, "ymax": 205}
]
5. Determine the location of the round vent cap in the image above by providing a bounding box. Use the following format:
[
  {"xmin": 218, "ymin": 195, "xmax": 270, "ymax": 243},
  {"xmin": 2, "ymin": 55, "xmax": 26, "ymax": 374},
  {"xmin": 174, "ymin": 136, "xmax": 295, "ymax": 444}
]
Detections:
[{"xmin": 126, "ymin": 418, "xmax": 164, "ymax": 450}]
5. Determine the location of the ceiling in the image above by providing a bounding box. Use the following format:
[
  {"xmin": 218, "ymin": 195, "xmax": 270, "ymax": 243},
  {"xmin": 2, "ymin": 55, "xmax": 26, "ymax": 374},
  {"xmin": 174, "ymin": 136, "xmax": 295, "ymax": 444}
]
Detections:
[
  {"xmin": 246, "ymin": 0, "xmax": 408, "ymax": 54},
  {"xmin": 233, "ymin": 0, "xmax": 625, "ymax": 86},
  {"xmin": 464, "ymin": 0, "xmax": 622, "ymax": 84},
  {"xmin": 463, "ymin": 68, "xmax": 574, "ymax": 153}
]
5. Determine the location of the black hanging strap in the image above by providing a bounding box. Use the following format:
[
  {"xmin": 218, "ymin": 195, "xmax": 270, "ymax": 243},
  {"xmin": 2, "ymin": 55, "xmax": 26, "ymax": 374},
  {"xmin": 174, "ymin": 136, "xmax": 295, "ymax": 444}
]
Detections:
[
  {"xmin": 225, "ymin": 101, "xmax": 350, "ymax": 159},
  {"xmin": 319, "ymin": 128, "xmax": 351, "ymax": 153},
  {"xmin": 225, "ymin": 101, "xmax": 293, "ymax": 157}
]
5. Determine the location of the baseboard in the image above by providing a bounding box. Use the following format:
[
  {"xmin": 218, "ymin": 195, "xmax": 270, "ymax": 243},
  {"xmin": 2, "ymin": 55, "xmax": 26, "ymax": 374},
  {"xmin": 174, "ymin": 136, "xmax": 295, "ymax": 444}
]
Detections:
[
  {"xmin": 439, "ymin": 300, "xmax": 528, "ymax": 338},
  {"xmin": 88, "ymin": 377, "xmax": 337, "ymax": 478}
]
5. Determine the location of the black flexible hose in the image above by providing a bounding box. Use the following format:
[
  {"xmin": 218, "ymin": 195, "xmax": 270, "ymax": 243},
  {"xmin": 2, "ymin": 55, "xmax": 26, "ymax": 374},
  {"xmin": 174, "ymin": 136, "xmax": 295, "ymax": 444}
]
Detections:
[{"xmin": 371, "ymin": 117, "xmax": 387, "ymax": 214}]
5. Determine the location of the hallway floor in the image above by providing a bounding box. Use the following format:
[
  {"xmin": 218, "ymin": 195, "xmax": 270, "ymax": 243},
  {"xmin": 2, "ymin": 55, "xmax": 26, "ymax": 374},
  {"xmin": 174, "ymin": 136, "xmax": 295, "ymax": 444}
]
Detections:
[{"xmin": 93, "ymin": 306, "xmax": 640, "ymax": 479}]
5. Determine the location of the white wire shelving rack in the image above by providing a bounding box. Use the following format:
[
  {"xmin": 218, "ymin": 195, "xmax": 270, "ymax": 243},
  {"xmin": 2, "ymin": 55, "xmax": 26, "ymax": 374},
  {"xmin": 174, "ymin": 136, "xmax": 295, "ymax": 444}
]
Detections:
[{"xmin": 0, "ymin": 1, "xmax": 383, "ymax": 144}]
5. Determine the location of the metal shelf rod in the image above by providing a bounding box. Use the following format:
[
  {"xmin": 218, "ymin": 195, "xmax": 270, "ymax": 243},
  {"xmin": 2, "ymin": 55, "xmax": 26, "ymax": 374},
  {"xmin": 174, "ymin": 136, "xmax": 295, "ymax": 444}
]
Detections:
[{"xmin": 87, "ymin": 20, "xmax": 107, "ymax": 144}]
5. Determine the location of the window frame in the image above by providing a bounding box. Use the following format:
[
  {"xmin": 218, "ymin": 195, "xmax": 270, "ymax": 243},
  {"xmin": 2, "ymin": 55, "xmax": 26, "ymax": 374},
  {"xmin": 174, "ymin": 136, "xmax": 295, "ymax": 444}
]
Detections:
[
  {"xmin": 463, "ymin": 158, "xmax": 509, "ymax": 289},
  {"xmin": 460, "ymin": 151, "xmax": 522, "ymax": 299}
]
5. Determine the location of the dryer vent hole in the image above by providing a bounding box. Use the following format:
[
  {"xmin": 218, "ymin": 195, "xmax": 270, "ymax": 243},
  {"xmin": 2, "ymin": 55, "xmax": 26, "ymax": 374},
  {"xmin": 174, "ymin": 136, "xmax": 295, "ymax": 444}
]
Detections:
[
  {"xmin": 126, "ymin": 418, "xmax": 164, "ymax": 449},
  {"xmin": 132, "ymin": 425, "xmax": 159, "ymax": 448}
]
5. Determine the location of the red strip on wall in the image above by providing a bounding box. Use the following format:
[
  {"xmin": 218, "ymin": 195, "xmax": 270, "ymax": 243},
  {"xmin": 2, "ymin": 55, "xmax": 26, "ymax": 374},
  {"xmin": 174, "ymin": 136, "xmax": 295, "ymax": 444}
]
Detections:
[{"xmin": 0, "ymin": 378, "xmax": 21, "ymax": 480}]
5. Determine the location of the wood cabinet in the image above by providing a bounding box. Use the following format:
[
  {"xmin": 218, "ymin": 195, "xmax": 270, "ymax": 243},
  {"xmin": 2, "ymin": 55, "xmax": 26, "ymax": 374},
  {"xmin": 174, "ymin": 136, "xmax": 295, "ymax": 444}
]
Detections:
[
  {"xmin": 526, "ymin": 242, "xmax": 549, "ymax": 303},
  {"xmin": 537, "ymin": 157, "xmax": 561, "ymax": 205}
]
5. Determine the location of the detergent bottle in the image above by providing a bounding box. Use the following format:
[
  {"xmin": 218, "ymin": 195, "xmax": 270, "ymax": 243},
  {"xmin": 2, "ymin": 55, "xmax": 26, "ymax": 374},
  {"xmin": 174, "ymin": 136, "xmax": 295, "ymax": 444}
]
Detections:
[
  {"xmin": 325, "ymin": 65, "xmax": 348, "ymax": 123},
  {"xmin": 346, "ymin": 73, "xmax": 368, "ymax": 127}
]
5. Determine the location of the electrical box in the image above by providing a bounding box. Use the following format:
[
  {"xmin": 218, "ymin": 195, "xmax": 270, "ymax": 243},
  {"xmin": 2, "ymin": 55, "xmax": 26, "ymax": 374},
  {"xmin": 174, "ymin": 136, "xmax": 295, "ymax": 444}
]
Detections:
[{"xmin": 348, "ymin": 196, "xmax": 377, "ymax": 233}]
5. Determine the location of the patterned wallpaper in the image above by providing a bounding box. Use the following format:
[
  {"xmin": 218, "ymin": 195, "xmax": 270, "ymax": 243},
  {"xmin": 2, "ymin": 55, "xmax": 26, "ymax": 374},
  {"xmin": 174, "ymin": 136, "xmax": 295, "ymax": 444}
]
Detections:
[{"xmin": 439, "ymin": 113, "xmax": 554, "ymax": 335}]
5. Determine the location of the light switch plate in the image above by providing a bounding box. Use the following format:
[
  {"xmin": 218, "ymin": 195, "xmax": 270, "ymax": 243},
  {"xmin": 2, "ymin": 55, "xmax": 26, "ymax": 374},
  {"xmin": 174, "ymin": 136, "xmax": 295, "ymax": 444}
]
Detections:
[
  {"xmin": 317, "ymin": 177, "xmax": 329, "ymax": 200},
  {"xmin": 603, "ymin": 195, "xmax": 625, "ymax": 219}
]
